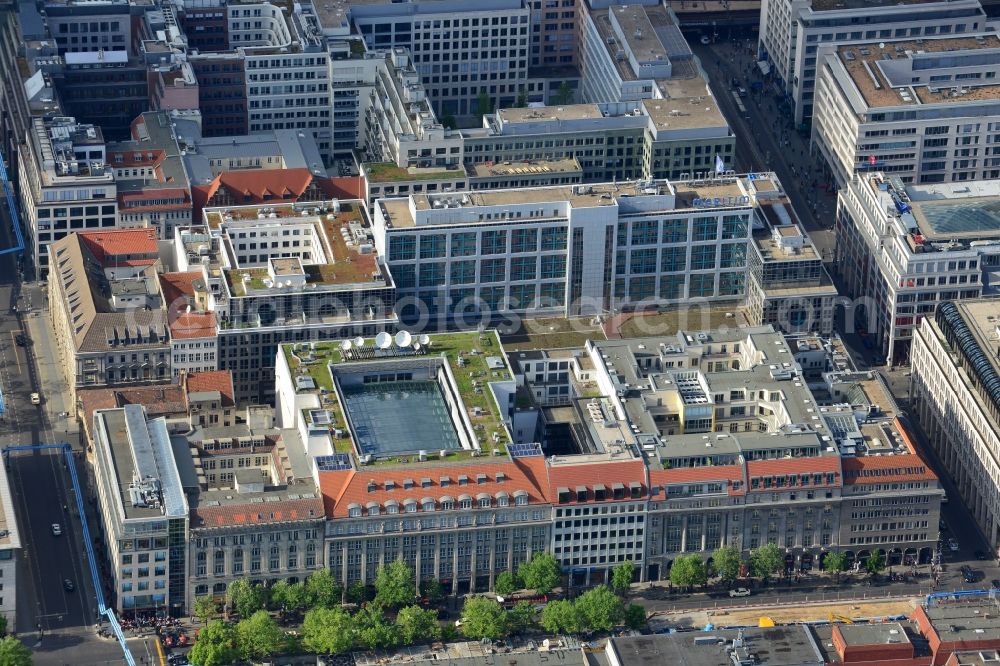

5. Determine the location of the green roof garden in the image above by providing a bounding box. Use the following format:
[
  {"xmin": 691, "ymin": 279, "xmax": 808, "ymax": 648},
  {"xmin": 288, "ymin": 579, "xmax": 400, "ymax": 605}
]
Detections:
[
  {"xmin": 364, "ymin": 162, "xmax": 467, "ymax": 183},
  {"xmin": 283, "ymin": 331, "xmax": 514, "ymax": 467}
]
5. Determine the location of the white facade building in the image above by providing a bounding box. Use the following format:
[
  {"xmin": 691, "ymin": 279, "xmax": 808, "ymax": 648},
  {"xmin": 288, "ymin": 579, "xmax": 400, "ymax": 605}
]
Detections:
[
  {"xmin": 911, "ymin": 301, "xmax": 1000, "ymax": 554},
  {"xmin": 344, "ymin": 0, "xmax": 531, "ymax": 120},
  {"xmin": 812, "ymin": 34, "xmax": 1000, "ymax": 187},
  {"xmin": 17, "ymin": 116, "xmax": 117, "ymax": 276},
  {"xmin": 758, "ymin": 0, "xmax": 984, "ymax": 124},
  {"xmin": 92, "ymin": 405, "xmax": 189, "ymax": 616},
  {"xmin": 0, "ymin": 456, "xmax": 20, "ymax": 629},
  {"xmin": 836, "ymin": 173, "xmax": 1000, "ymax": 365},
  {"xmin": 372, "ymin": 175, "xmax": 784, "ymax": 324}
]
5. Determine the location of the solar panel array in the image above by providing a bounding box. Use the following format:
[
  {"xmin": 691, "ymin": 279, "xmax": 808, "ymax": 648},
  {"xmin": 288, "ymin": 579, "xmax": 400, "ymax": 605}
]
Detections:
[
  {"xmin": 508, "ymin": 442, "xmax": 544, "ymax": 458},
  {"xmin": 316, "ymin": 453, "xmax": 353, "ymax": 471}
]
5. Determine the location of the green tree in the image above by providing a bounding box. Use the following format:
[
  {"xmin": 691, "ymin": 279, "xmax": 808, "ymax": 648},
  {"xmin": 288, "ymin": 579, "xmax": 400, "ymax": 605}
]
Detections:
[
  {"xmin": 476, "ymin": 91, "xmax": 494, "ymax": 117},
  {"xmin": 670, "ymin": 554, "xmax": 708, "ymax": 591},
  {"xmin": 610, "ymin": 561, "xmax": 635, "ymax": 595},
  {"xmin": 750, "ymin": 543, "xmax": 784, "ymax": 582},
  {"xmin": 712, "ymin": 545, "xmax": 743, "ymax": 585},
  {"xmin": 0, "ymin": 636, "xmax": 31, "ymax": 666},
  {"xmin": 0, "ymin": 616, "xmax": 8, "ymax": 636},
  {"xmin": 506, "ymin": 600, "xmax": 536, "ymax": 634},
  {"xmin": 302, "ymin": 607, "xmax": 355, "ymax": 655},
  {"xmin": 396, "ymin": 605, "xmax": 442, "ymax": 645},
  {"xmin": 306, "ymin": 570, "xmax": 343, "ymax": 609},
  {"xmin": 553, "ymin": 81, "xmax": 574, "ymax": 105},
  {"xmin": 516, "ymin": 87, "xmax": 528, "ymax": 108},
  {"xmin": 270, "ymin": 580, "xmax": 291, "ymax": 610},
  {"xmin": 440, "ymin": 114, "xmax": 458, "ymax": 130},
  {"xmin": 540, "ymin": 600, "xmax": 580, "ymax": 634},
  {"xmin": 495, "ymin": 570, "xmax": 520, "ymax": 597},
  {"xmin": 865, "ymin": 551, "xmax": 886, "ymax": 577},
  {"xmin": 357, "ymin": 604, "xmax": 398, "ymax": 650},
  {"xmin": 623, "ymin": 604, "xmax": 647, "ymax": 630},
  {"xmin": 285, "ymin": 582, "xmax": 311, "ymax": 613},
  {"xmin": 518, "ymin": 553, "xmax": 561, "ymax": 595},
  {"xmin": 574, "ymin": 586, "xmax": 623, "ymax": 632},
  {"xmin": 374, "ymin": 559, "xmax": 416, "ymax": 608},
  {"xmin": 420, "ymin": 578, "xmax": 445, "ymax": 603},
  {"xmin": 460, "ymin": 596, "xmax": 507, "ymax": 640},
  {"xmin": 236, "ymin": 610, "xmax": 283, "ymax": 662},
  {"xmin": 346, "ymin": 580, "xmax": 368, "ymax": 605},
  {"xmin": 823, "ymin": 551, "xmax": 848, "ymax": 583},
  {"xmin": 193, "ymin": 596, "xmax": 216, "ymax": 624},
  {"xmin": 227, "ymin": 579, "xmax": 267, "ymax": 618},
  {"xmin": 188, "ymin": 620, "xmax": 238, "ymax": 666}
]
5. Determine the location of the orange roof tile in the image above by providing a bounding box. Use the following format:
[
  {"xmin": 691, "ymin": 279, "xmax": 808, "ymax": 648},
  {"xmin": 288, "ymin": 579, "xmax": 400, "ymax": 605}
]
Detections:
[
  {"xmin": 842, "ymin": 453, "xmax": 938, "ymax": 485},
  {"xmin": 218, "ymin": 168, "xmax": 313, "ymax": 199},
  {"xmin": 79, "ymin": 228, "xmax": 158, "ymax": 266},
  {"xmin": 78, "ymin": 384, "xmax": 188, "ymax": 423},
  {"xmin": 170, "ymin": 311, "xmax": 216, "ymax": 339},
  {"xmin": 159, "ymin": 271, "xmax": 203, "ymax": 310},
  {"xmin": 191, "ymin": 497, "xmax": 325, "ymax": 528},
  {"xmin": 545, "ymin": 459, "xmax": 648, "ymax": 504},
  {"xmin": 650, "ymin": 465, "xmax": 745, "ymax": 496},
  {"xmin": 186, "ymin": 370, "xmax": 235, "ymax": 407},
  {"xmin": 318, "ymin": 462, "xmax": 550, "ymax": 519}
]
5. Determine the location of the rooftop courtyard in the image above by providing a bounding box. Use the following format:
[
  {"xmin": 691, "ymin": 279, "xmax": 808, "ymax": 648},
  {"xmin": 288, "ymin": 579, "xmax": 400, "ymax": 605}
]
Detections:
[{"xmin": 283, "ymin": 331, "xmax": 513, "ymax": 467}]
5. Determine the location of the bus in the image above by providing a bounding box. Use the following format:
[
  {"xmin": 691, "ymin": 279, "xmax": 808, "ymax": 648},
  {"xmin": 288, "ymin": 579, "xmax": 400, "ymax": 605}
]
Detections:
[{"xmin": 731, "ymin": 91, "xmax": 749, "ymax": 120}]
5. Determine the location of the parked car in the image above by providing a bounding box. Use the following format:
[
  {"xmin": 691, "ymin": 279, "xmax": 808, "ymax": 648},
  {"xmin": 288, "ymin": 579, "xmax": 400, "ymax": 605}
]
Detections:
[
  {"xmin": 63, "ymin": 579, "xmax": 74, "ymax": 592},
  {"xmin": 14, "ymin": 334, "xmax": 27, "ymax": 346},
  {"xmin": 991, "ymin": 579, "xmax": 1000, "ymax": 589},
  {"xmin": 948, "ymin": 539, "xmax": 960, "ymax": 552},
  {"xmin": 51, "ymin": 523, "xmax": 61, "ymax": 536},
  {"xmin": 729, "ymin": 587, "xmax": 751, "ymax": 598},
  {"xmin": 30, "ymin": 392, "xmax": 40, "ymax": 405}
]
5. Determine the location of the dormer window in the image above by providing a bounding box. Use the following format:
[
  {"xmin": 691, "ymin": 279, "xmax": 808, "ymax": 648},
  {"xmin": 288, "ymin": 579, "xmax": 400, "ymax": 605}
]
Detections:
[
  {"xmin": 476, "ymin": 473, "xmax": 487, "ymax": 484},
  {"xmin": 440, "ymin": 476, "xmax": 451, "ymax": 488},
  {"xmin": 347, "ymin": 503, "xmax": 361, "ymax": 518},
  {"xmin": 458, "ymin": 475, "xmax": 469, "ymax": 486},
  {"xmin": 422, "ymin": 498, "xmax": 435, "ymax": 512},
  {"xmin": 403, "ymin": 479, "xmax": 414, "ymax": 490},
  {"xmin": 385, "ymin": 480, "xmax": 396, "ymax": 491}
]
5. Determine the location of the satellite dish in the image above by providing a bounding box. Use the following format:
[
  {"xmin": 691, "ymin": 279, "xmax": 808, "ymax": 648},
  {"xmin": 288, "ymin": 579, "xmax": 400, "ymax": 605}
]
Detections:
[
  {"xmin": 878, "ymin": 42, "xmax": 885, "ymax": 49},
  {"xmin": 340, "ymin": 339, "xmax": 353, "ymax": 352},
  {"xmin": 375, "ymin": 331, "xmax": 392, "ymax": 349},
  {"xmin": 395, "ymin": 330, "xmax": 412, "ymax": 348},
  {"xmin": 418, "ymin": 334, "xmax": 430, "ymax": 346},
  {"xmin": 413, "ymin": 342, "xmax": 422, "ymax": 352},
  {"xmin": 354, "ymin": 336, "xmax": 365, "ymax": 347}
]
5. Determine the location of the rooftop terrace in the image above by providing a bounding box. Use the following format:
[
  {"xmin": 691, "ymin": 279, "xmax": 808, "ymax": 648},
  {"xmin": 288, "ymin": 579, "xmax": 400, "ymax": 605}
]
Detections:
[
  {"xmin": 837, "ymin": 35, "xmax": 1000, "ymax": 109},
  {"xmin": 214, "ymin": 202, "xmax": 387, "ymax": 296},
  {"xmin": 364, "ymin": 162, "xmax": 467, "ymax": 183},
  {"xmin": 284, "ymin": 331, "xmax": 514, "ymax": 467}
]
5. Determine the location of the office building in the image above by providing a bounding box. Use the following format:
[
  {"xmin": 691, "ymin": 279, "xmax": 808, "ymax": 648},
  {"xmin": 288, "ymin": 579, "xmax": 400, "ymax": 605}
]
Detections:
[
  {"xmin": 92, "ymin": 404, "xmax": 189, "ymax": 615},
  {"xmin": 758, "ymin": 0, "xmax": 985, "ymax": 124},
  {"xmin": 48, "ymin": 229, "xmax": 170, "ymax": 404},
  {"xmin": 372, "ymin": 174, "xmax": 774, "ymax": 324},
  {"xmin": 0, "ymin": 456, "xmax": 20, "ymax": 629},
  {"xmin": 813, "ymin": 34, "xmax": 1000, "ymax": 187},
  {"xmin": 911, "ymin": 301, "xmax": 1000, "ymax": 553},
  {"xmin": 463, "ymin": 92, "xmax": 734, "ymax": 184},
  {"xmin": 107, "ymin": 111, "xmax": 195, "ymax": 239},
  {"xmin": 746, "ymin": 189, "xmax": 838, "ymax": 335},
  {"xmin": 160, "ymin": 272, "xmax": 219, "ymax": 377},
  {"xmin": 569, "ymin": 330, "xmax": 941, "ymax": 579},
  {"xmin": 173, "ymin": 200, "xmax": 397, "ymax": 402},
  {"xmin": 17, "ymin": 116, "xmax": 118, "ymax": 275},
  {"xmin": 836, "ymin": 173, "xmax": 1000, "ymax": 365},
  {"xmin": 316, "ymin": 0, "xmax": 531, "ymax": 122}
]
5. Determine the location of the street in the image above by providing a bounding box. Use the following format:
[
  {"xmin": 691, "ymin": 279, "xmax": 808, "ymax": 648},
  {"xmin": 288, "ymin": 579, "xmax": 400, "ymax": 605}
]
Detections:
[{"xmin": 0, "ymin": 193, "xmax": 140, "ymax": 663}]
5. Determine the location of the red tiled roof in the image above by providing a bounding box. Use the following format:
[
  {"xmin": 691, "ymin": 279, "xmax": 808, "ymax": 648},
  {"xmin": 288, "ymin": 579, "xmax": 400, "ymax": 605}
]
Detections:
[
  {"xmin": 170, "ymin": 312, "xmax": 216, "ymax": 339},
  {"xmin": 78, "ymin": 384, "xmax": 189, "ymax": 424},
  {"xmin": 545, "ymin": 459, "xmax": 648, "ymax": 504},
  {"xmin": 746, "ymin": 456, "xmax": 842, "ymax": 490},
  {"xmin": 79, "ymin": 228, "xmax": 158, "ymax": 267},
  {"xmin": 192, "ymin": 497, "xmax": 325, "ymax": 528},
  {"xmin": 651, "ymin": 465, "xmax": 745, "ymax": 496},
  {"xmin": 218, "ymin": 168, "xmax": 314, "ymax": 199},
  {"xmin": 318, "ymin": 462, "xmax": 550, "ymax": 519},
  {"xmin": 159, "ymin": 271, "xmax": 203, "ymax": 310},
  {"xmin": 186, "ymin": 370, "xmax": 235, "ymax": 407},
  {"xmin": 842, "ymin": 453, "xmax": 938, "ymax": 485}
]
